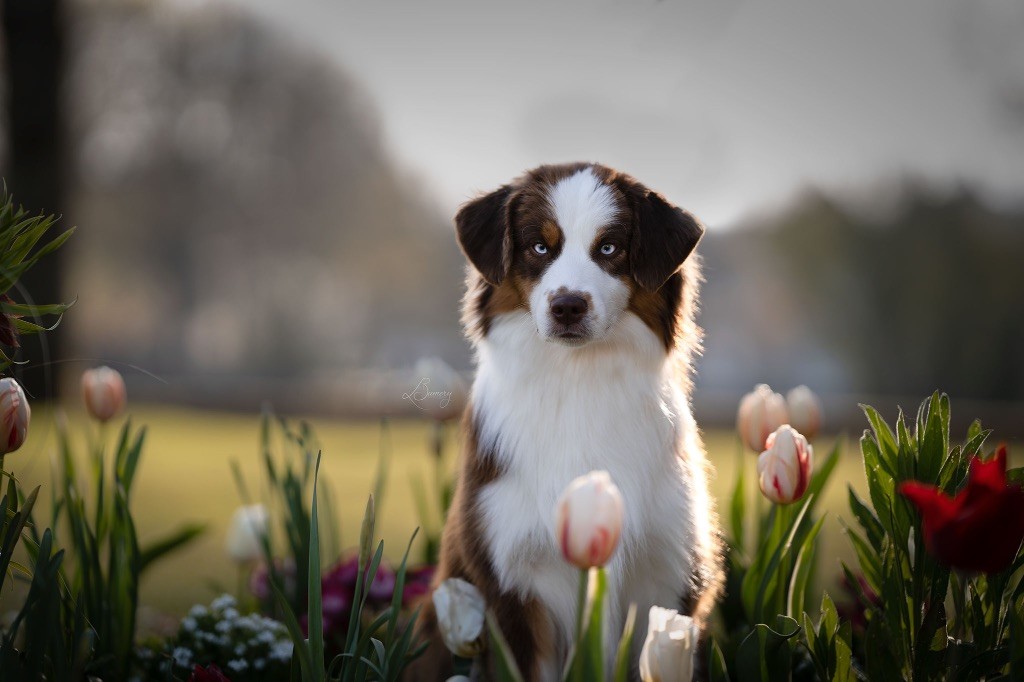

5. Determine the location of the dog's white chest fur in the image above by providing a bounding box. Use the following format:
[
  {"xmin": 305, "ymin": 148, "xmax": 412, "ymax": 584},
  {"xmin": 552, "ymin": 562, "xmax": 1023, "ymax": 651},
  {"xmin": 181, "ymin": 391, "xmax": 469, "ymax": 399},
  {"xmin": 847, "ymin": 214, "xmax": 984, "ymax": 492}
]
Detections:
[{"xmin": 472, "ymin": 311, "xmax": 704, "ymax": 676}]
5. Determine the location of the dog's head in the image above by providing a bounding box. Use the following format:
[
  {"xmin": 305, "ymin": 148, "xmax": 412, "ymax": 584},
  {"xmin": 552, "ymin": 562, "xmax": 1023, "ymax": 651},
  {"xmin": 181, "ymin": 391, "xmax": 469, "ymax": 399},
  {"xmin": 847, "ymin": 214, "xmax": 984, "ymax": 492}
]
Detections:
[{"xmin": 456, "ymin": 162, "xmax": 704, "ymax": 348}]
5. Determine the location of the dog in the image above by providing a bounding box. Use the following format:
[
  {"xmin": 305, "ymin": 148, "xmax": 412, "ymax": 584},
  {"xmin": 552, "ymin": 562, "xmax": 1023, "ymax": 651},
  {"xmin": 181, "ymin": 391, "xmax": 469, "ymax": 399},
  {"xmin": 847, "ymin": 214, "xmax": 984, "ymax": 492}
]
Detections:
[{"xmin": 412, "ymin": 162, "xmax": 723, "ymax": 680}]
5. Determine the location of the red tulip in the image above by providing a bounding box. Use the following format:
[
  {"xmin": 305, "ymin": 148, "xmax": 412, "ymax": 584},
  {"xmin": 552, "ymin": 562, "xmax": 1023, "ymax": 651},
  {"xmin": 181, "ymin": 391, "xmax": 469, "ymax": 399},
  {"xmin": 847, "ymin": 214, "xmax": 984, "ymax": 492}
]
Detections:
[{"xmin": 899, "ymin": 444, "xmax": 1024, "ymax": 574}]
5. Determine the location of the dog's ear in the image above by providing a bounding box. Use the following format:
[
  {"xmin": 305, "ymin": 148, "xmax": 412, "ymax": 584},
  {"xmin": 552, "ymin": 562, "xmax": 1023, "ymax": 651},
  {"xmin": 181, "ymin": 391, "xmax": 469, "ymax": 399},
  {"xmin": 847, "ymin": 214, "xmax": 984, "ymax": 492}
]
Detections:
[
  {"xmin": 621, "ymin": 180, "xmax": 704, "ymax": 291},
  {"xmin": 455, "ymin": 184, "xmax": 516, "ymax": 286}
]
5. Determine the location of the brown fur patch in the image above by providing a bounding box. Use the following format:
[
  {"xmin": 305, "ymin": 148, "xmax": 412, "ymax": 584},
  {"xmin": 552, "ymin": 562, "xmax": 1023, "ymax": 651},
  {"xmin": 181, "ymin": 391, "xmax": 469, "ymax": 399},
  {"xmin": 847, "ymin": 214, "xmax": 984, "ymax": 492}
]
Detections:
[{"xmin": 409, "ymin": 413, "xmax": 553, "ymax": 680}]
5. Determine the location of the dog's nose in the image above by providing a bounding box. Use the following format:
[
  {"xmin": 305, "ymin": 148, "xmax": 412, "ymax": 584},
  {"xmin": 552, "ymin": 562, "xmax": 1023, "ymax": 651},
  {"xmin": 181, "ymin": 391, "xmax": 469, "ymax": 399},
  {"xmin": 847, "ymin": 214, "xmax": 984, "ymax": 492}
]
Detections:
[{"xmin": 550, "ymin": 294, "xmax": 588, "ymax": 325}]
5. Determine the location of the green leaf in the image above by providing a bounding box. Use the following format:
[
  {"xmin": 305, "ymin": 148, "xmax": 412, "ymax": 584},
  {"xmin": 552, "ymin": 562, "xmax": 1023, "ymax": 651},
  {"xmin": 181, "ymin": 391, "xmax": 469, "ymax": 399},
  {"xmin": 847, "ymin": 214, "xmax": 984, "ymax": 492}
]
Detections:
[
  {"xmin": 138, "ymin": 523, "xmax": 205, "ymax": 574},
  {"xmin": 729, "ymin": 449, "xmax": 747, "ymax": 556},
  {"xmin": 487, "ymin": 610, "xmax": 525, "ymax": 682},
  {"xmin": 735, "ymin": 616, "xmax": 800, "ymax": 681},
  {"xmin": 787, "ymin": 514, "xmax": 825, "ymax": 617},
  {"xmin": 707, "ymin": 638, "xmax": 730, "ymax": 682},
  {"xmin": 308, "ymin": 451, "xmax": 325, "ymax": 682},
  {"xmin": 847, "ymin": 486, "xmax": 885, "ymax": 553},
  {"xmin": 271, "ymin": 579, "xmax": 315, "ymax": 682},
  {"xmin": 611, "ymin": 603, "xmax": 637, "ymax": 682}
]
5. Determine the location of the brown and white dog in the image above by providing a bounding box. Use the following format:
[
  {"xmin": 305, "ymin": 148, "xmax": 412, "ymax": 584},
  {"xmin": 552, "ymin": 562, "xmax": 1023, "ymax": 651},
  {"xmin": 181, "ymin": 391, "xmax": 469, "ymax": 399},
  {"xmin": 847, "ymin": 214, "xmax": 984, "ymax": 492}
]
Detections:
[{"xmin": 414, "ymin": 162, "xmax": 723, "ymax": 680}]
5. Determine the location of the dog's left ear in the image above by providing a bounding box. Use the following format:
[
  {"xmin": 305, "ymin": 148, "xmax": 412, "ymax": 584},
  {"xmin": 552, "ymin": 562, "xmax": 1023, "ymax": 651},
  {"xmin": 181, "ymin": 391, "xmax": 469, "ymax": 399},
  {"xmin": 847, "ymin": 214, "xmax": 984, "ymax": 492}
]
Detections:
[{"xmin": 621, "ymin": 181, "xmax": 705, "ymax": 291}]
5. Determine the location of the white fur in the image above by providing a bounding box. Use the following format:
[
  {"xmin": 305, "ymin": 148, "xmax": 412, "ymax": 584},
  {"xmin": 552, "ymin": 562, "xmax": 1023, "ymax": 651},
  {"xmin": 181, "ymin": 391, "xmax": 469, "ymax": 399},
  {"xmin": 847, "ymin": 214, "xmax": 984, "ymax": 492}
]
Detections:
[
  {"xmin": 531, "ymin": 169, "xmax": 630, "ymax": 343},
  {"xmin": 472, "ymin": 309, "xmax": 715, "ymax": 679}
]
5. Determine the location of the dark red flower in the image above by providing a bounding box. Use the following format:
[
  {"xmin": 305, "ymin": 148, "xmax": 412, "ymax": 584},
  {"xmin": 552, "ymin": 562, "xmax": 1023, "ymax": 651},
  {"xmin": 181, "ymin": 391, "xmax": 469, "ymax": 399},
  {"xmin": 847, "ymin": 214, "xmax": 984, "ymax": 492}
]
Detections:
[
  {"xmin": 401, "ymin": 565, "xmax": 436, "ymax": 606},
  {"xmin": 0, "ymin": 295, "xmax": 19, "ymax": 348},
  {"xmin": 899, "ymin": 444, "xmax": 1024, "ymax": 574},
  {"xmin": 188, "ymin": 664, "xmax": 230, "ymax": 682}
]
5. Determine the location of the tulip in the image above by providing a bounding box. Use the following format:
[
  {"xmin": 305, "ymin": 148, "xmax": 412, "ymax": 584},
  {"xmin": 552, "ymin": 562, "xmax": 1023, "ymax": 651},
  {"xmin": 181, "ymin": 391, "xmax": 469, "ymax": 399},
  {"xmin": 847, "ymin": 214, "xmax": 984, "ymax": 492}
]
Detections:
[
  {"xmin": 225, "ymin": 504, "xmax": 269, "ymax": 564},
  {"xmin": 638, "ymin": 606, "xmax": 700, "ymax": 682},
  {"xmin": 737, "ymin": 384, "xmax": 788, "ymax": 453},
  {"xmin": 554, "ymin": 470, "xmax": 624, "ymax": 569},
  {"xmin": 899, "ymin": 444, "xmax": 1024, "ymax": 574},
  {"xmin": 757, "ymin": 425, "xmax": 813, "ymax": 504},
  {"xmin": 786, "ymin": 385, "xmax": 823, "ymax": 440},
  {"xmin": 432, "ymin": 577, "xmax": 486, "ymax": 658},
  {"xmin": 0, "ymin": 377, "xmax": 30, "ymax": 456},
  {"xmin": 81, "ymin": 366, "xmax": 127, "ymax": 423}
]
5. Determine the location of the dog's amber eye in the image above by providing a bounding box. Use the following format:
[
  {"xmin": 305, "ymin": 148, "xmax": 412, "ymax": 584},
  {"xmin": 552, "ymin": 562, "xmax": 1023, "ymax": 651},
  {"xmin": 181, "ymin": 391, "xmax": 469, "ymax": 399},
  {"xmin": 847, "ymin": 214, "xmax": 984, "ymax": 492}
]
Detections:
[
  {"xmin": 599, "ymin": 243, "xmax": 617, "ymax": 256},
  {"xmin": 532, "ymin": 243, "xmax": 549, "ymax": 255}
]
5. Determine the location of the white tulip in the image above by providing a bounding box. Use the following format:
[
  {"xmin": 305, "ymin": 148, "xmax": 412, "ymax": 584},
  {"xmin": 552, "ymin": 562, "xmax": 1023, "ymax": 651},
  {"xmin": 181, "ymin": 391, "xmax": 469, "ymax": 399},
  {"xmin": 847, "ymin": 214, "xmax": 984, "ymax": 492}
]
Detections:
[
  {"xmin": 736, "ymin": 384, "xmax": 788, "ymax": 453},
  {"xmin": 554, "ymin": 470, "xmax": 624, "ymax": 569},
  {"xmin": 639, "ymin": 606, "xmax": 700, "ymax": 682},
  {"xmin": 757, "ymin": 425, "xmax": 813, "ymax": 505},
  {"xmin": 0, "ymin": 377, "xmax": 30, "ymax": 455},
  {"xmin": 432, "ymin": 577, "xmax": 486, "ymax": 658},
  {"xmin": 225, "ymin": 504, "xmax": 269, "ymax": 563},
  {"xmin": 786, "ymin": 385, "xmax": 823, "ymax": 440},
  {"xmin": 81, "ymin": 366, "xmax": 127, "ymax": 423}
]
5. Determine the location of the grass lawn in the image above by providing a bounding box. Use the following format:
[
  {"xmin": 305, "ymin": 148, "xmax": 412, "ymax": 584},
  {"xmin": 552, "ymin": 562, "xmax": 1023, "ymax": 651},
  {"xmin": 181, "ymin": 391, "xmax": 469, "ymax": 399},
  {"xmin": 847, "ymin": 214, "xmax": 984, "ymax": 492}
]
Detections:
[{"xmin": 3, "ymin": 403, "xmax": 1008, "ymax": 618}]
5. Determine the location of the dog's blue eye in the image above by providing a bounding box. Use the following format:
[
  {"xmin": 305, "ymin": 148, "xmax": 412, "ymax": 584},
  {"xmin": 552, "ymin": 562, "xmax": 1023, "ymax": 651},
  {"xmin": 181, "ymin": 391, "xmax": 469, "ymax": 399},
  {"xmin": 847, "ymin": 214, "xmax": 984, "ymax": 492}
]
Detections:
[
  {"xmin": 600, "ymin": 243, "xmax": 616, "ymax": 256},
  {"xmin": 533, "ymin": 243, "xmax": 548, "ymax": 255}
]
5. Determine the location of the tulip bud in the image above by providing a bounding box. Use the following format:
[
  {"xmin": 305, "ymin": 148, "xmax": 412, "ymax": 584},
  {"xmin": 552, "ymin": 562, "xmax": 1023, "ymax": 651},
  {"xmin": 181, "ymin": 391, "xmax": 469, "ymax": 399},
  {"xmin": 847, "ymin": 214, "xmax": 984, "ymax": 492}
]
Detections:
[
  {"xmin": 0, "ymin": 377, "xmax": 30, "ymax": 455},
  {"xmin": 736, "ymin": 384, "xmax": 788, "ymax": 453},
  {"xmin": 432, "ymin": 578, "xmax": 486, "ymax": 658},
  {"xmin": 638, "ymin": 606, "xmax": 700, "ymax": 682},
  {"xmin": 554, "ymin": 470, "xmax": 624, "ymax": 569},
  {"xmin": 225, "ymin": 504, "xmax": 269, "ymax": 564},
  {"xmin": 757, "ymin": 425, "xmax": 813, "ymax": 504},
  {"xmin": 786, "ymin": 385, "xmax": 823, "ymax": 440},
  {"xmin": 81, "ymin": 366, "xmax": 127, "ymax": 423}
]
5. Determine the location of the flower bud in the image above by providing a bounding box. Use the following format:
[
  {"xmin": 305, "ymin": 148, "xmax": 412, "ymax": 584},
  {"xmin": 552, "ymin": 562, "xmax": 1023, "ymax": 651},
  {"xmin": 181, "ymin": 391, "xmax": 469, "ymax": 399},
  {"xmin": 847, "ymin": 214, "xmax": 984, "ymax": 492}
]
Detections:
[
  {"xmin": 757, "ymin": 425, "xmax": 813, "ymax": 504},
  {"xmin": 639, "ymin": 606, "xmax": 700, "ymax": 682},
  {"xmin": 736, "ymin": 384, "xmax": 788, "ymax": 453},
  {"xmin": 554, "ymin": 470, "xmax": 624, "ymax": 569},
  {"xmin": 225, "ymin": 504, "xmax": 269, "ymax": 564},
  {"xmin": 0, "ymin": 377, "xmax": 30, "ymax": 455},
  {"xmin": 432, "ymin": 578, "xmax": 486, "ymax": 658},
  {"xmin": 81, "ymin": 366, "xmax": 127, "ymax": 423},
  {"xmin": 786, "ymin": 385, "xmax": 823, "ymax": 440}
]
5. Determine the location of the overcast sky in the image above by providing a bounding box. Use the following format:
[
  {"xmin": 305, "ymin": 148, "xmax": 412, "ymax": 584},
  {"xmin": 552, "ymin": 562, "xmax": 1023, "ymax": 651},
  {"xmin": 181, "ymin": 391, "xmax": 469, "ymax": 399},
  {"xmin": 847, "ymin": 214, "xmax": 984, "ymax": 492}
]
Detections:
[{"xmin": 230, "ymin": 0, "xmax": 1023, "ymax": 228}]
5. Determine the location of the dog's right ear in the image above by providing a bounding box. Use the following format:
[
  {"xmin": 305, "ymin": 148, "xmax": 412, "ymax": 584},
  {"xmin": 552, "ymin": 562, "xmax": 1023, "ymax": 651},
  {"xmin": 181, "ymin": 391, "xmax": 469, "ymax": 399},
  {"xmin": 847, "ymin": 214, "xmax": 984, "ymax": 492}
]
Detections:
[{"xmin": 455, "ymin": 185, "xmax": 515, "ymax": 286}]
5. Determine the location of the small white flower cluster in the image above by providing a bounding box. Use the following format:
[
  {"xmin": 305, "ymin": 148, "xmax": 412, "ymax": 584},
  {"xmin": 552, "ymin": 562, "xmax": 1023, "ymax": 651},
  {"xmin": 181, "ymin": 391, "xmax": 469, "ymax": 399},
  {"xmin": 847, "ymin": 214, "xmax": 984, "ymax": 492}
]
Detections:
[{"xmin": 140, "ymin": 594, "xmax": 294, "ymax": 682}]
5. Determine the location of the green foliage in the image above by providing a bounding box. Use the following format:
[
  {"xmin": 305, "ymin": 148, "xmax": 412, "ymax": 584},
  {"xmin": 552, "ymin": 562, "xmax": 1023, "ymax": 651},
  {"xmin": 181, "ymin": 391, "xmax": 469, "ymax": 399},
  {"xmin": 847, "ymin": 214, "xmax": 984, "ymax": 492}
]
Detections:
[
  {"xmin": 42, "ymin": 418, "xmax": 205, "ymax": 680},
  {"xmin": 0, "ymin": 528, "xmax": 93, "ymax": 680},
  {"xmin": 801, "ymin": 593, "xmax": 853, "ymax": 682},
  {"xmin": 0, "ymin": 185, "xmax": 75, "ymax": 371},
  {"xmin": 845, "ymin": 392, "xmax": 1021, "ymax": 680},
  {"xmin": 235, "ymin": 412, "xmax": 340, "ymax": 618},
  {"xmin": 272, "ymin": 453, "xmax": 425, "ymax": 682}
]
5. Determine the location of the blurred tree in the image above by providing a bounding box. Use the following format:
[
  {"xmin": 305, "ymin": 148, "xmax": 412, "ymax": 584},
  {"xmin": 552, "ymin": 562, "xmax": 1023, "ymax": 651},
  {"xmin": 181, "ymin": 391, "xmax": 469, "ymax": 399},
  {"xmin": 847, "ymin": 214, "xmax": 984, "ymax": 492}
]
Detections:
[
  {"xmin": 698, "ymin": 185, "xmax": 1024, "ymax": 404},
  {"xmin": 2, "ymin": 0, "xmax": 67, "ymax": 400}
]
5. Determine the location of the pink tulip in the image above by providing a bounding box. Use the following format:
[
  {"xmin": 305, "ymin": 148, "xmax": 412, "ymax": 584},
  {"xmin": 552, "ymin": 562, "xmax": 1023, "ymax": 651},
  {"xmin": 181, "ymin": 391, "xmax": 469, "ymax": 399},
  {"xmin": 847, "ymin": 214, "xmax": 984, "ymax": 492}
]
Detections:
[
  {"xmin": 81, "ymin": 366, "xmax": 127, "ymax": 423},
  {"xmin": 0, "ymin": 377, "xmax": 30, "ymax": 455},
  {"xmin": 736, "ymin": 384, "xmax": 788, "ymax": 453},
  {"xmin": 786, "ymin": 385, "xmax": 823, "ymax": 440},
  {"xmin": 757, "ymin": 425, "xmax": 813, "ymax": 504},
  {"xmin": 555, "ymin": 470, "xmax": 624, "ymax": 569}
]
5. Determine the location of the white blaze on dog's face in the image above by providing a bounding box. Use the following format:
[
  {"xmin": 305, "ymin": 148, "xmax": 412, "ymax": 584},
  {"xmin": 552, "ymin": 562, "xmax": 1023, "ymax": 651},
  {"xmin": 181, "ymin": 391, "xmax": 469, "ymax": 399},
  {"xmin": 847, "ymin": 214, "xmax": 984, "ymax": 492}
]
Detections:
[
  {"xmin": 528, "ymin": 169, "xmax": 629, "ymax": 345},
  {"xmin": 455, "ymin": 162, "xmax": 705, "ymax": 350}
]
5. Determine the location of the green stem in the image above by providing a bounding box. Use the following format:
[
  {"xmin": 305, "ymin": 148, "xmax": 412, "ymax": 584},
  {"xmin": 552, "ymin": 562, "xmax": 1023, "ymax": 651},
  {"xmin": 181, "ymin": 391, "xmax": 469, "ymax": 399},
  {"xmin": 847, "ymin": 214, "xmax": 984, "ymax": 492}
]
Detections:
[{"xmin": 573, "ymin": 567, "xmax": 590, "ymax": 682}]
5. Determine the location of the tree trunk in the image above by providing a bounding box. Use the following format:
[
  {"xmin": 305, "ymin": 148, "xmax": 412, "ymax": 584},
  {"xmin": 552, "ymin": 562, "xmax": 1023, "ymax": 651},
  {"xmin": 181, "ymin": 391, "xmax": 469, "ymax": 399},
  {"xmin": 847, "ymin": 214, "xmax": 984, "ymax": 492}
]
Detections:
[{"xmin": 2, "ymin": 0, "xmax": 66, "ymax": 400}]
